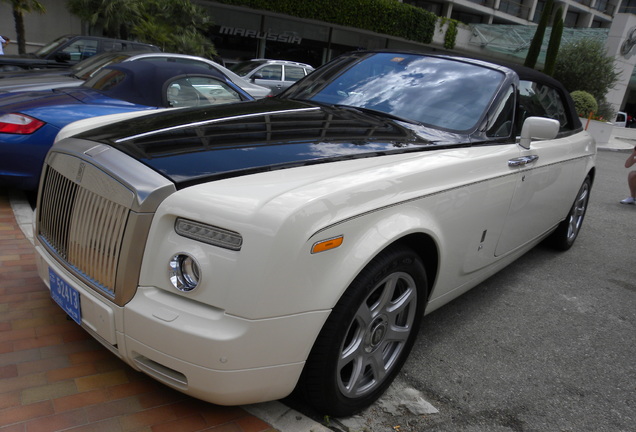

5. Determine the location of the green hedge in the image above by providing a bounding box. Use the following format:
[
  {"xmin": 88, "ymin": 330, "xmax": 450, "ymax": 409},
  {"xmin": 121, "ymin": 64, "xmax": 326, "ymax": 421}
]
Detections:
[
  {"xmin": 214, "ymin": 0, "xmax": 458, "ymax": 49},
  {"xmin": 571, "ymin": 90, "xmax": 598, "ymax": 117}
]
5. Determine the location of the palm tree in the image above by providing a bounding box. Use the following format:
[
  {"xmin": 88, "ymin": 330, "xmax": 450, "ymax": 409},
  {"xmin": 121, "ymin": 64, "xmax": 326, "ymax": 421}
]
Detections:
[
  {"xmin": 1, "ymin": 0, "xmax": 46, "ymax": 54},
  {"xmin": 66, "ymin": 0, "xmax": 216, "ymax": 58},
  {"xmin": 66, "ymin": 0, "xmax": 143, "ymax": 39}
]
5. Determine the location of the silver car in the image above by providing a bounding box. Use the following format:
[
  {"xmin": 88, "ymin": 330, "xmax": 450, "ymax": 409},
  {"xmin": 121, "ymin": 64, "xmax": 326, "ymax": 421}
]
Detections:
[
  {"xmin": 231, "ymin": 58, "xmax": 314, "ymax": 95},
  {"xmin": 0, "ymin": 51, "xmax": 272, "ymax": 98}
]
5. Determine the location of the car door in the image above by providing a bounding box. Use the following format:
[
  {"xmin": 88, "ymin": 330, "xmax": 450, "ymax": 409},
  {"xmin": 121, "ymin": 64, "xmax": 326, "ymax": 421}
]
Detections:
[
  {"xmin": 495, "ymin": 80, "xmax": 584, "ymax": 256},
  {"xmin": 282, "ymin": 65, "xmax": 307, "ymax": 91},
  {"xmin": 253, "ymin": 64, "xmax": 284, "ymax": 94}
]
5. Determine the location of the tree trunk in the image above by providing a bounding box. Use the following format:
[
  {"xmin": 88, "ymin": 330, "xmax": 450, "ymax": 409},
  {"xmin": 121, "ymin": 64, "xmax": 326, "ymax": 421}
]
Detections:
[{"xmin": 12, "ymin": 7, "xmax": 26, "ymax": 54}]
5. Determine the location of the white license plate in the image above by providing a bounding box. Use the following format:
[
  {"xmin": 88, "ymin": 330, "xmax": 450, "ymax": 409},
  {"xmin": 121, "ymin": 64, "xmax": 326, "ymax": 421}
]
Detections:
[{"xmin": 49, "ymin": 268, "xmax": 81, "ymax": 324}]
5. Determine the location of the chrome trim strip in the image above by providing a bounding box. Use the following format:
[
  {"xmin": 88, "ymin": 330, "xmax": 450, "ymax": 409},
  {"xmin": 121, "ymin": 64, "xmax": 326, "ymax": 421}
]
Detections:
[{"xmin": 114, "ymin": 107, "xmax": 322, "ymax": 144}]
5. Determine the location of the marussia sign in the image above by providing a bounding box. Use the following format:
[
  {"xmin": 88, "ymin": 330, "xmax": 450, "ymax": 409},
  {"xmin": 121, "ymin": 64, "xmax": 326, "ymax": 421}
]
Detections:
[{"xmin": 219, "ymin": 26, "xmax": 302, "ymax": 44}]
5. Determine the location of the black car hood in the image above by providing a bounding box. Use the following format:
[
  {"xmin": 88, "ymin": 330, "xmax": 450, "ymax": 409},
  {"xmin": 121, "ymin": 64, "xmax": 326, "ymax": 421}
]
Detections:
[{"xmin": 74, "ymin": 98, "xmax": 470, "ymax": 188}]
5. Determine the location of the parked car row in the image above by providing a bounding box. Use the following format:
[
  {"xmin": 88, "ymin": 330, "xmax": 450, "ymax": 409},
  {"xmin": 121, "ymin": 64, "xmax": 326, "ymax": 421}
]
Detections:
[
  {"xmin": 0, "ymin": 34, "xmax": 160, "ymax": 72},
  {"xmin": 0, "ymin": 36, "xmax": 315, "ymax": 190},
  {"xmin": 0, "ymin": 60, "xmax": 259, "ymax": 190},
  {"xmin": 0, "ymin": 51, "xmax": 273, "ymax": 98}
]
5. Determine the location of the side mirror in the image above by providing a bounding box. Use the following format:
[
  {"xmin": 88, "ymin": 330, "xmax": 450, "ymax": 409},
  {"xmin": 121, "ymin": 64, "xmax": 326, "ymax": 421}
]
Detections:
[
  {"xmin": 519, "ymin": 116, "xmax": 560, "ymax": 149},
  {"xmin": 251, "ymin": 72, "xmax": 263, "ymax": 82}
]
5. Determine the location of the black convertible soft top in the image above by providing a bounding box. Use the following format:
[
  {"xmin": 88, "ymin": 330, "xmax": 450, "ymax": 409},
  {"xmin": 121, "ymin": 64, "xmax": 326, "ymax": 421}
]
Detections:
[
  {"xmin": 82, "ymin": 60, "xmax": 229, "ymax": 108},
  {"xmin": 492, "ymin": 59, "xmax": 582, "ymax": 130}
]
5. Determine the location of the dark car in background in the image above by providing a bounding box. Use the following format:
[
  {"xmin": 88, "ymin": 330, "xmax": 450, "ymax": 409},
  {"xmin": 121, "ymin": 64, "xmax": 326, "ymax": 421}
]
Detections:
[{"xmin": 0, "ymin": 34, "xmax": 159, "ymax": 72}]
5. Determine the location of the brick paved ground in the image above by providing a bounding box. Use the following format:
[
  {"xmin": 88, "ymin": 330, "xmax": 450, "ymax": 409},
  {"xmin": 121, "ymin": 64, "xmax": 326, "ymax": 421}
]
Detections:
[{"xmin": 0, "ymin": 188, "xmax": 277, "ymax": 432}]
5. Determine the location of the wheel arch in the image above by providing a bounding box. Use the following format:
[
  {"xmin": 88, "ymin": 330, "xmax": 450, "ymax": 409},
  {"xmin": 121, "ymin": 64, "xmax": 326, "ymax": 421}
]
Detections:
[
  {"xmin": 388, "ymin": 232, "xmax": 439, "ymax": 301},
  {"xmin": 310, "ymin": 210, "xmax": 443, "ymax": 312},
  {"xmin": 587, "ymin": 166, "xmax": 596, "ymax": 185},
  {"xmin": 310, "ymin": 217, "xmax": 442, "ymax": 313}
]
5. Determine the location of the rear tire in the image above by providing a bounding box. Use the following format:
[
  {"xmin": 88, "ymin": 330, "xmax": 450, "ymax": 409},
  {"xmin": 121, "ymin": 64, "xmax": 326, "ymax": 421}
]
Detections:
[
  {"xmin": 299, "ymin": 246, "xmax": 427, "ymax": 417},
  {"xmin": 547, "ymin": 176, "xmax": 591, "ymax": 251}
]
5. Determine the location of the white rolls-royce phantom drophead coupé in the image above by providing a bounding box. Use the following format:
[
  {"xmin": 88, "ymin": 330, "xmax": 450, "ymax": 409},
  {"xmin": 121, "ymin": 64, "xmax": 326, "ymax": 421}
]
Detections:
[{"xmin": 34, "ymin": 50, "xmax": 595, "ymax": 417}]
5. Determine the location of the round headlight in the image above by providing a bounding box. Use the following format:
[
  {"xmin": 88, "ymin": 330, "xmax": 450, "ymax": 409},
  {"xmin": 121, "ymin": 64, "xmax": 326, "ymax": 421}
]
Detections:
[{"xmin": 169, "ymin": 254, "xmax": 201, "ymax": 292}]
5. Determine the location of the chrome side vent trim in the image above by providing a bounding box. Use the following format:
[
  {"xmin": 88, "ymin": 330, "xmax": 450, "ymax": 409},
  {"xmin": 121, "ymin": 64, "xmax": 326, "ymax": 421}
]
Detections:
[{"xmin": 133, "ymin": 353, "xmax": 188, "ymax": 390}]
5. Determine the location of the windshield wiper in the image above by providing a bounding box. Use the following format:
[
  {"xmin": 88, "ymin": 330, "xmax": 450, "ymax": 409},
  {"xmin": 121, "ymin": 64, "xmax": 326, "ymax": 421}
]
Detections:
[
  {"xmin": 338, "ymin": 105, "xmax": 422, "ymax": 126},
  {"xmin": 292, "ymin": 98, "xmax": 422, "ymax": 126}
]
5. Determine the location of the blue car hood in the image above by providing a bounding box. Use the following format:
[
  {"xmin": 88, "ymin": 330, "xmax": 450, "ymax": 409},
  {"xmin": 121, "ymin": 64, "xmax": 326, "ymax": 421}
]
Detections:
[{"xmin": 0, "ymin": 88, "xmax": 153, "ymax": 129}]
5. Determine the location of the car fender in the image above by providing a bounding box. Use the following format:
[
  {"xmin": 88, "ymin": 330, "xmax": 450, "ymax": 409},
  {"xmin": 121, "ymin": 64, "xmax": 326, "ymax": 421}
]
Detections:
[{"xmin": 302, "ymin": 202, "xmax": 443, "ymax": 307}]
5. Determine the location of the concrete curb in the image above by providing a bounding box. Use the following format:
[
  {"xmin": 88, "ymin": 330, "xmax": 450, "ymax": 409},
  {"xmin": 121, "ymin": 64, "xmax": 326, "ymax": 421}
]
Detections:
[
  {"xmin": 9, "ymin": 190, "xmax": 34, "ymax": 244},
  {"xmin": 599, "ymin": 126, "xmax": 636, "ymax": 152},
  {"xmin": 244, "ymin": 402, "xmax": 331, "ymax": 432}
]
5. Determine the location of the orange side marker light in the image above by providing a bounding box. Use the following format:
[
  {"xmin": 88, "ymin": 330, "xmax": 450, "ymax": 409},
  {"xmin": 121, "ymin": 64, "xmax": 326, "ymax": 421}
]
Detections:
[{"xmin": 311, "ymin": 235, "xmax": 344, "ymax": 254}]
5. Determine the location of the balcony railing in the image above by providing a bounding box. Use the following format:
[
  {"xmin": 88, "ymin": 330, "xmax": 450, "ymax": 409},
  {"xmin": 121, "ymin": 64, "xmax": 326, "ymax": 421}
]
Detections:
[{"xmin": 467, "ymin": 0, "xmax": 495, "ymax": 7}]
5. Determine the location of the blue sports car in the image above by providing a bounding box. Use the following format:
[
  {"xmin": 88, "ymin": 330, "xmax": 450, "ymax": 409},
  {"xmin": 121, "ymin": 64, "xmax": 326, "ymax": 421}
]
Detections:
[{"xmin": 0, "ymin": 61, "xmax": 253, "ymax": 190}]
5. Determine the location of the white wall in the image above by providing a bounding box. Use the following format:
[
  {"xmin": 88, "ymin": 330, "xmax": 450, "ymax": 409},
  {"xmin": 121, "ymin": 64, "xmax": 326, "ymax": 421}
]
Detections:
[
  {"xmin": 0, "ymin": 0, "xmax": 82, "ymax": 55},
  {"xmin": 605, "ymin": 13, "xmax": 636, "ymax": 113}
]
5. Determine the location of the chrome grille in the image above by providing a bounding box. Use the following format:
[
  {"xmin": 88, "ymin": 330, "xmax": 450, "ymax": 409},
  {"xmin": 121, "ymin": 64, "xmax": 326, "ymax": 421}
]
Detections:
[{"xmin": 38, "ymin": 166, "xmax": 129, "ymax": 297}]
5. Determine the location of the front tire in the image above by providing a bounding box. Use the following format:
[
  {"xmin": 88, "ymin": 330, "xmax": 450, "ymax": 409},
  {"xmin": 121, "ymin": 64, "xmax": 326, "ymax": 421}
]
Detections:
[
  {"xmin": 300, "ymin": 246, "xmax": 428, "ymax": 417},
  {"xmin": 548, "ymin": 176, "xmax": 591, "ymax": 251}
]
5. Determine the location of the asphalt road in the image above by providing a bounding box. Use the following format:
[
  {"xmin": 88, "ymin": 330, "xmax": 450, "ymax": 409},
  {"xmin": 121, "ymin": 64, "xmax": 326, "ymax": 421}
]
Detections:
[{"xmin": 300, "ymin": 148, "xmax": 635, "ymax": 432}]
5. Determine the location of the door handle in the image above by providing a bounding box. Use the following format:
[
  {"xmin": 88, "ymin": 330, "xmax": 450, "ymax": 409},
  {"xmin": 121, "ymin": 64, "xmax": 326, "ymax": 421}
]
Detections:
[{"xmin": 508, "ymin": 155, "xmax": 539, "ymax": 167}]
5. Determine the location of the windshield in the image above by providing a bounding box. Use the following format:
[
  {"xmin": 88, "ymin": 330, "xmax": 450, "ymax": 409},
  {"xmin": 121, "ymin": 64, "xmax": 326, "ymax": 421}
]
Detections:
[
  {"xmin": 84, "ymin": 67, "xmax": 127, "ymax": 91},
  {"xmin": 70, "ymin": 52, "xmax": 131, "ymax": 80},
  {"xmin": 231, "ymin": 60, "xmax": 266, "ymax": 77},
  {"xmin": 286, "ymin": 53, "xmax": 505, "ymax": 132},
  {"xmin": 34, "ymin": 35, "xmax": 72, "ymax": 57}
]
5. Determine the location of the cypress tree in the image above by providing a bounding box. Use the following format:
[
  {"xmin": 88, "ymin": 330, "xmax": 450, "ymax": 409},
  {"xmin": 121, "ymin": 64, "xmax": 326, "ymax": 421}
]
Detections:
[
  {"xmin": 544, "ymin": 7, "xmax": 563, "ymax": 76},
  {"xmin": 525, "ymin": 0, "xmax": 554, "ymax": 68}
]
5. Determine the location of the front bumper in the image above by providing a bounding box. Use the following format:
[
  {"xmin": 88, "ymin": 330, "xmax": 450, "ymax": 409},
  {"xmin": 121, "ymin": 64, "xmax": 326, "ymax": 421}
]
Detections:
[{"xmin": 35, "ymin": 242, "xmax": 329, "ymax": 405}]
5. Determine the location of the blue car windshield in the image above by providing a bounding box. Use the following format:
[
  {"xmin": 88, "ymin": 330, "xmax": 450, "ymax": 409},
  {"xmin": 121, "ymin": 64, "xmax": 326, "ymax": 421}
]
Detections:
[{"xmin": 291, "ymin": 53, "xmax": 505, "ymax": 132}]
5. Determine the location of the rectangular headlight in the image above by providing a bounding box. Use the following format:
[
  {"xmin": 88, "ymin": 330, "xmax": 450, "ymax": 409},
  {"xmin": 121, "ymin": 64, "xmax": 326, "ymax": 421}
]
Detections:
[{"xmin": 175, "ymin": 218, "xmax": 243, "ymax": 251}]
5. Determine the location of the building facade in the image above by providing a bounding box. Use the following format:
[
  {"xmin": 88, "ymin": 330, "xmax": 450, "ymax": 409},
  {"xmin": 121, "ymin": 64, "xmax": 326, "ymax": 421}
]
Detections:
[
  {"xmin": 1, "ymin": 0, "xmax": 636, "ymax": 114},
  {"xmin": 403, "ymin": 0, "xmax": 632, "ymax": 28}
]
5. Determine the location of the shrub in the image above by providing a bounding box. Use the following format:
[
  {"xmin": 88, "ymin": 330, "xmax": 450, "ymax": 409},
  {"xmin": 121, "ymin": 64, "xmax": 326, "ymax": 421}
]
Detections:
[
  {"xmin": 553, "ymin": 39, "xmax": 619, "ymax": 104},
  {"xmin": 571, "ymin": 91, "xmax": 598, "ymax": 117}
]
